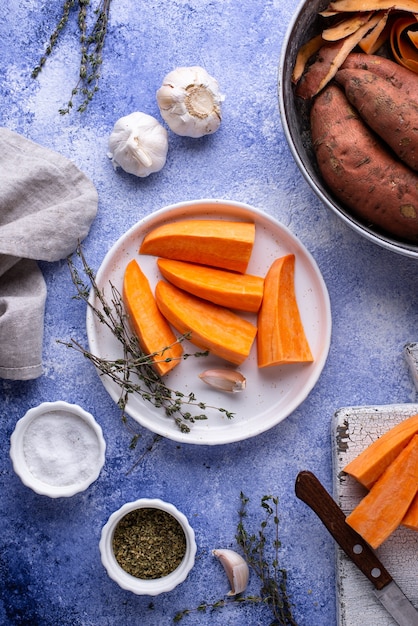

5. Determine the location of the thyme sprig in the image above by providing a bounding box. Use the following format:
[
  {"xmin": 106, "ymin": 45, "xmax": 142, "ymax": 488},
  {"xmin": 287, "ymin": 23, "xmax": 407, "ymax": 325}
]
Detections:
[
  {"xmin": 174, "ymin": 493, "xmax": 297, "ymax": 625},
  {"xmin": 62, "ymin": 245, "xmax": 235, "ymax": 433},
  {"xmin": 32, "ymin": 0, "xmax": 112, "ymax": 114},
  {"xmin": 236, "ymin": 493, "xmax": 297, "ymax": 625}
]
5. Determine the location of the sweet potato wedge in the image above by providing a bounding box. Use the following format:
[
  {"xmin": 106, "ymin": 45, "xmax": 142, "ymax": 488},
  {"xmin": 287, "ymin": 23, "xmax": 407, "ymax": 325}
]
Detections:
[
  {"xmin": 343, "ymin": 412, "xmax": 418, "ymax": 488},
  {"xmin": 155, "ymin": 280, "xmax": 257, "ymax": 365},
  {"xmin": 257, "ymin": 255, "xmax": 313, "ymax": 368},
  {"xmin": 140, "ymin": 219, "xmax": 255, "ymax": 273},
  {"xmin": 402, "ymin": 492, "xmax": 418, "ymax": 530},
  {"xmin": 345, "ymin": 433, "xmax": 418, "ymax": 548},
  {"xmin": 310, "ymin": 84, "xmax": 418, "ymax": 242},
  {"xmin": 123, "ymin": 259, "xmax": 183, "ymax": 376},
  {"xmin": 335, "ymin": 67, "xmax": 418, "ymax": 171},
  {"xmin": 157, "ymin": 258, "xmax": 264, "ymax": 313}
]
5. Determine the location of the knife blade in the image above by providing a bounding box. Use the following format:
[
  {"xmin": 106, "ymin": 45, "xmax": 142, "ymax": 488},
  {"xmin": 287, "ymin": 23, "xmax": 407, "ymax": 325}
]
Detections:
[{"xmin": 295, "ymin": 470, "xmax": 418, "ymax": 626}]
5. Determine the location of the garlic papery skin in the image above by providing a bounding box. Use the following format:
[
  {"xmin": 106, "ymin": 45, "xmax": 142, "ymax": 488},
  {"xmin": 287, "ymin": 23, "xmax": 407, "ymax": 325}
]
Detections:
[
  {"xmin": 212, "ymin": 549, "xmax": 249, "ymax": 596},
  {"xmin": 199, "ymin": 369, "xmax": 246, "ymax": 393},
  {"xmin": 156, "ymin": 66, "xmax": 224, "ymax": 138},
  {"xmin": 108, "ymin": 112, "xmax": 168, "ymax": 177}
]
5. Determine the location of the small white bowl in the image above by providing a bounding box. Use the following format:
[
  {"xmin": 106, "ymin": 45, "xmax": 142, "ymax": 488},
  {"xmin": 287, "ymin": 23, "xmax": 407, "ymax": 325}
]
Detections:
[
  {"xmin": 99, "ymin": 498, "xmax": 197, "ymax": 595},
  {"xmin": 10, "ymin": 401, "xmax": 106, "ymax": 498}
]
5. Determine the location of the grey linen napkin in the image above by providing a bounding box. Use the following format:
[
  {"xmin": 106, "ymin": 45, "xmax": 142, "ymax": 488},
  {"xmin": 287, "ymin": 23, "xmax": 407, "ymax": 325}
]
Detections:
[{"xmin": 0, "ymin": 128, "xmax": 98, "ymax": 380}]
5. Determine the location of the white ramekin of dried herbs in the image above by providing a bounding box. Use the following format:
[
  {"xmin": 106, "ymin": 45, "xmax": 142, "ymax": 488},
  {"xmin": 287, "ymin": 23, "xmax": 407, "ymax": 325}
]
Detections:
[
  {"xmin": 99, "ymin": 498, "xmax": 197, "ymax": 595},
  {"xmin": 10, "ymin": 400, "xmax": 106, "ymax": 498}
]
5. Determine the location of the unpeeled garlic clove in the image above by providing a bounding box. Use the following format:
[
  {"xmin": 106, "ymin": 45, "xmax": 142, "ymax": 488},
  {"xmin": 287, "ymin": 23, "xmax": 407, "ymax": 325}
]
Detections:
[
  {"xmin": 156, "ymin": 66, "xmax": 224, "ymax": 138},
  {"xmin": 199, "ymin": 369, "xmax": 246, "ymax": 393},
  {"xmin": 212, "ymin": 548, "xmax": 249, "ymax": 596}
]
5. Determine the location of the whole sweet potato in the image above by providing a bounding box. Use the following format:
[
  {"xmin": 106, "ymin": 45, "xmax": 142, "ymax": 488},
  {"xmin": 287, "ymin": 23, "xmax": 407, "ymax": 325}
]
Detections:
[
  {"xmin": 335, "ymin": 67, "xmax": 418, "ymax": 171},
  {"xmin": 310, "ymin": 84, "xmax": 418, "ymax": 242},
  {"xmin": 341, "ymin": 53, "xmax": 418, "ymax": 100}
]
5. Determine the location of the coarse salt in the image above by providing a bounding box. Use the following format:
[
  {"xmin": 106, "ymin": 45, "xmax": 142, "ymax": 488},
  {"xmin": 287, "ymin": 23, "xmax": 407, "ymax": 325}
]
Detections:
[{"xmin": 22, "ymin": 410, "xmax": 102, "ymax": 487}]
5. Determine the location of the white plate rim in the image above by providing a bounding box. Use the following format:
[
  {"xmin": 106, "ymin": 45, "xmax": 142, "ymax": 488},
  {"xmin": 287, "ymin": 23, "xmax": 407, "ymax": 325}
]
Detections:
[{"xmin": 86, "ymin": 198, "xmax": 332, "ymax": 445}]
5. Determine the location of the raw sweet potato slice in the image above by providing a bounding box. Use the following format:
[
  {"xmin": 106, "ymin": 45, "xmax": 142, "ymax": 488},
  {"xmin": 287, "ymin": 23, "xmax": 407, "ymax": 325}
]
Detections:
[
  {"xmin": 155, "ymin": 280, "xmax": 257, "ymax": 365},
  {"xmin": 345, "ymin": 434, "xmax": 418, "ymax": 548},
  {"xmin": 257, "ymin": 254, "xmax": 313, "ymax": 368},
  {"xmin": 123, "ymin": 260, "xmax": 183, "ymax": 376},
  {"xmin": 157, "ymin": 258, "xmax": 264, "ymax": 313},
  {"xmin": 402, "ymin": 493, "xmax": 418, "ymax": 530},
  {"xmin": 343, "ymin": 413, "xmax": 418, "ymax": 489},
  {"xmin": 140, "ymin": 219, "xmax": 255, "ymax": 273}
]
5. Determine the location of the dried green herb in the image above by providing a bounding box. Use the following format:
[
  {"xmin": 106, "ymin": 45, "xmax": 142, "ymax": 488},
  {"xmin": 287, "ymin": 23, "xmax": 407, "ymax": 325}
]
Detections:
[
  {"xmin": 32, "ymin": 0, "xmax": 112, "ymax": 114},
  {"xmin": 61, "ymin": 245, "xmax": 234, "ymax": 433},
  {"xmin": 174, "ymin": 493, "xmax": 297, "ymax": 625},
  {"xmin": 113, "ymin": 508, "xmax": 186, "ymax": 579}
]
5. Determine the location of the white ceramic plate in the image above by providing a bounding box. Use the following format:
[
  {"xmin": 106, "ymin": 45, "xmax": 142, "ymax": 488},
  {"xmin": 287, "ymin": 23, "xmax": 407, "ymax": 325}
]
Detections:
[{"xmin": 86, "ymin": 199, "xmax": 331, "ymax": 444}]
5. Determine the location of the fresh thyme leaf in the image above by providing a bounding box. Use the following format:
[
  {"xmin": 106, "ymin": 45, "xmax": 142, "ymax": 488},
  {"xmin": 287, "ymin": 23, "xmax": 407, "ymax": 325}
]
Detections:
[
  {"xmin": 32, "ymin": 0, "xmax": 112, "ymax": 114},
  {"xmin": 61, "ymin": 244, "xmax": 235, "ymax": 433}
]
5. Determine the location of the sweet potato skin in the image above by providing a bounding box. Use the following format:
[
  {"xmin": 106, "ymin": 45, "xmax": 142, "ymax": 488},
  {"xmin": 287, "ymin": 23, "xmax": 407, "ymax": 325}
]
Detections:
[
  {"xmin": 341, "ymin": 53, "xmax": 418, "ymax": 100},
  {"xmin": 310, "ymin": 84, "xmax": 418, "ymax": 242},
  {"xmin": 335, "ymin": 67, "xmax": 418, "ymax": 171}
]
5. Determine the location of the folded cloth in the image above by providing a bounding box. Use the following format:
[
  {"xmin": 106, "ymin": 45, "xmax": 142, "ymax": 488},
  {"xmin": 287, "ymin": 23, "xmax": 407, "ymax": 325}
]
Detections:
[{"xmin": 0, "ymin": 128, "xmax": 98, "ymax": 380}]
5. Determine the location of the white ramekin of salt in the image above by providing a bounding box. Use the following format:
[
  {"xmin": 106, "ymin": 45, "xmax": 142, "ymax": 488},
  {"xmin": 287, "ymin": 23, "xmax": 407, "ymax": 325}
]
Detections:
[{"xmin": 10, "ymin": 401, "xmax": 106, "ymax": 498}]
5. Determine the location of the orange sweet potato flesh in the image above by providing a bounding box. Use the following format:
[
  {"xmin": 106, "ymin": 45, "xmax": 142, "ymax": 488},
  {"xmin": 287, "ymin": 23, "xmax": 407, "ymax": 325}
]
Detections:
[
  {"xmin": 257, "ymin": 254, "xmax": 313, "ymax": 368},
  {"xmin": 157, "ymin": 258, "xmax": 264, "ymax": 313},
  {"xmin": 402, "ymin": 492, "xmax": 418, "ymax": 530},
  {"xmin": 343, "ymin": 413, "xmax": 418, "ymax": 489},
  {"xmin": 140, "ymin": 219, "xmax": 255, "ymax": 273},
  {"xmin": 155, "ymin": 280, "xmax": 257, "ymax": 365},
  {"xmin": 345, "ymin": 434, "xmax": 418, "ymax": 548},
  {"xmin": 123, "ymin": 260, "xmax": 183, "ymax": 376}
]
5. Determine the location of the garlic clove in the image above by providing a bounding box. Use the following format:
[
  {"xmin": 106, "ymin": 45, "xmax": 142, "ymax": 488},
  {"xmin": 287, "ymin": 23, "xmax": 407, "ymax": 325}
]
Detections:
[
  {"xmin": 199, "ymin": 369, "xmax": 246, "ymax": 393},
  {"xmin": 126, "ymin": 135, "xmax": 153, "ymax": 169},
  {"xmin": 156, "ymin": 66, "xmax": 224, "ymax": 138},
  {"xmin": 212, "ymin": 549, "xmax": 249, "ymax": 596}
]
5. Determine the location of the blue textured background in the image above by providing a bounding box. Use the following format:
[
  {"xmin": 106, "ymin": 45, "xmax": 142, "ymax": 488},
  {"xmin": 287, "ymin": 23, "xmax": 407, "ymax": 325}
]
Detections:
[{"xmin": 1, "ymin": 0, "xmax": 418, "ymax": 624}]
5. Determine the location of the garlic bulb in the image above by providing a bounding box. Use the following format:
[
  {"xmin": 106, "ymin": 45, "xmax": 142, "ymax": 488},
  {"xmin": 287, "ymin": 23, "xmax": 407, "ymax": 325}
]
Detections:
[
  {"xmin": 212, "ymin": 549, "xmax": 249, "ymax": 596},
  {"xmin": 108, "ymin": 112, "xmax": 168, "ymax": 177},
  {"xmin": 199, "ymin": 369, "xmax": 246, "ymax": 393},
  {"xmin": 156, "ymin": 66, "xmax": 224, "ymax": 138}
]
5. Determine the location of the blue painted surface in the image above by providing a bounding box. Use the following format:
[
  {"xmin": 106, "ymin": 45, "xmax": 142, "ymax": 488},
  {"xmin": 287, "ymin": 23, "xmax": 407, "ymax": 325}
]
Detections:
[{"xmin": 1, "ymin": 1, "xmax": 418, "ymax": 624}]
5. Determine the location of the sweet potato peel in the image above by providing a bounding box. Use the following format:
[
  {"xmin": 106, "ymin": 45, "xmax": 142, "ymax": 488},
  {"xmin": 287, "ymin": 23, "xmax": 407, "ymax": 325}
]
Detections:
[
  {"xmin": 295, "ymin": 12, "xmax": 382, "ymax": 99},
  {"xmin": 293, "ymin": 1, "xmax": 418, "ymax": 98}
]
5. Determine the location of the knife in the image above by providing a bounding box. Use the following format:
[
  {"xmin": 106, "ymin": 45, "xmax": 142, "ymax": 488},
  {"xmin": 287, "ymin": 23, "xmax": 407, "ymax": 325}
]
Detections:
[{"xmin": 295, "ymin": 470, "xmax": 418, "ymax": 626}]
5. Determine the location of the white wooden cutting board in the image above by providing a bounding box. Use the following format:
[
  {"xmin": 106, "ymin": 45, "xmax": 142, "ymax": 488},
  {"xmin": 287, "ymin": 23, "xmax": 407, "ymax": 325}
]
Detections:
[{"xmin": 332, "ymin": 404, "xmax": 418, "ymax": 626}]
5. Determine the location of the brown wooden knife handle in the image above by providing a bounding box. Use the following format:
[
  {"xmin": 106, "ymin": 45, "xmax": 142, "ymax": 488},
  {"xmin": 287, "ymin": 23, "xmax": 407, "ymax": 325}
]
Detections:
[{"xmin": 295, "ymin": 470, "xmax": 392, "ymax": 590}]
